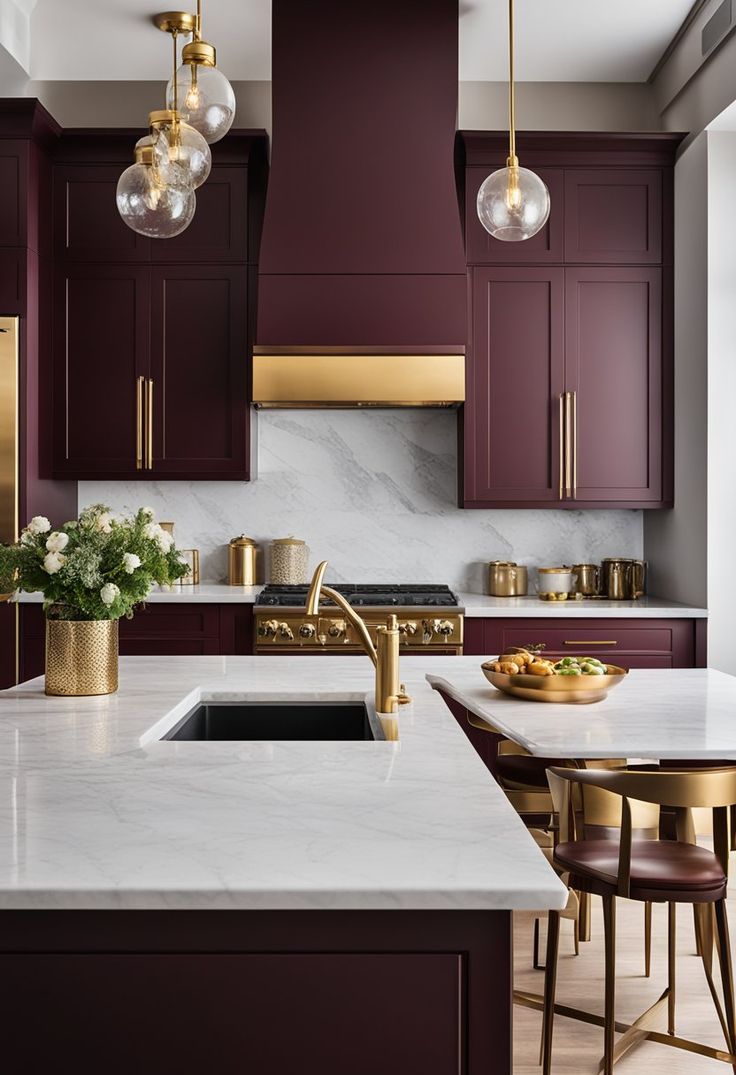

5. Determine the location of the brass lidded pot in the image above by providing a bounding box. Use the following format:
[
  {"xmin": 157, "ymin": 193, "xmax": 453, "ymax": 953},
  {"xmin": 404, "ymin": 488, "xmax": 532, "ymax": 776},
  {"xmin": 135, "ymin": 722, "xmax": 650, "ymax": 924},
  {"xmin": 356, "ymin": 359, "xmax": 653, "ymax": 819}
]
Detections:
[
  {"xmin": 228, "ymin": 535, "xmax": 259, "ymax": 586},
  {"xmin": 487, "ymin": 561, "xmax": 528, "ymax": 597},
  {"xmin": 572, "ymin": 563, "xmax": 600, "ymax": 597}
]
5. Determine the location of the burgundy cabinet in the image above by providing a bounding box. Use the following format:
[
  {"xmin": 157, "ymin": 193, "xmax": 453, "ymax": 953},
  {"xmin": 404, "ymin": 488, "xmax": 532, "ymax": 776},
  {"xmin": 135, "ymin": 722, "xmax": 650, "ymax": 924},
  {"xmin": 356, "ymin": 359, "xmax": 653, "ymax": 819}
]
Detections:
[
  {"xmin": 462, "ymin": 617, "xmax": 702, "ymax": 668},
  {"xmin": 464, "ymin": 267, "xmax": 564, "ymax": 504},
  {"xmin": 0, "ymin": 141, "xmax": 26, "ymax": 247},
  {"xmin": 465, "ymin": 166, "xmax": 564, "ymax": 265},
  {"xmin": 52, "ymin": 264, "xmax": 150, "ymax": 477},
  {"xmin": 149, "ymin": 265, "xmax": 249, "ymax": 478},
  {"xmin": 564, "ymin": 168, "xmax": 662, "ymax": 264},
  {"xmin": 565, "ymin": 266, "xmax": 663, "ymax": 504},
  {"xmin": 0, "ymin": 248, "xmax": 25, "ymax": 312},
  {"xmin": 149, "ymin": 169, "xmax": 249, "ymax": 263},
  {"xmin": 53, "ymin": 165, "xmax": 149, "ymax": 262}
]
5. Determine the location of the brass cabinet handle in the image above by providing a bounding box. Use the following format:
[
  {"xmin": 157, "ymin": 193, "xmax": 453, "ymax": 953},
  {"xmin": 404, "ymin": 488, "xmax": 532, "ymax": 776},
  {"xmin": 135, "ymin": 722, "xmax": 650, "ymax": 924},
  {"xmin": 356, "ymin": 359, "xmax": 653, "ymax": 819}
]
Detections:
[
  {"xmin": 571, "ymin": 389, "xmax": 578, "ymax": 500},
  {"xmin": 564, "ymin": 391, "xmax": 573, "ymax": 498},
  {"xmin": 563, "ymin": 640, "xmax": 618, "ymax": 646},
  {"xmin": 146, "ymin": 378, "xmax": 154, "ymax": 470},
  {"xmin": 136, "ymin": 375, "xmax": 145, "ymax": 470},
  {"xmin": 558, "ymin": 393, "xmax": 564, "ymax": 500}
]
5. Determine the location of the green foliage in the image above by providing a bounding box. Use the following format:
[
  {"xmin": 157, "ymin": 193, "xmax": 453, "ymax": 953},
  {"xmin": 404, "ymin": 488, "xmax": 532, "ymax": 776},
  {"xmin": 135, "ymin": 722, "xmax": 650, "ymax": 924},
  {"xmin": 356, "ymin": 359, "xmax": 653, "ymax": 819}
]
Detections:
[{"xmin": 0, "ymin": 505, "xmax": 189, "ymax": 621}]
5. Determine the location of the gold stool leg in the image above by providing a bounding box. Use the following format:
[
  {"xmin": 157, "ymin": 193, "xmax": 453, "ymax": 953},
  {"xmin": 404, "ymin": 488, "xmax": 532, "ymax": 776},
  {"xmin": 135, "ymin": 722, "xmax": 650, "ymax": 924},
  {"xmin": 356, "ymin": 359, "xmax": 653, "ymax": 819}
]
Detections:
[
  {"xmin": 579, "ymin": 889, "xmax": 592, "ymax": 942},
  {"xmin": 668, "ymin": 903, "xmax": 676, "ymax": 1035},
  {"xmin": 644, "ymin": 901, "xmax": 652, "ymax": 978},
  {"xmin": 602, "ymin": 894, "xmax": 617, "ymax": 1075},
  {"xmin": 714, "ymin": 898, "xmax": 736, "ymax": 1068},
  {"xmin": 542, "ymin": 910, "xmax": 561, "ymax": 1075}
]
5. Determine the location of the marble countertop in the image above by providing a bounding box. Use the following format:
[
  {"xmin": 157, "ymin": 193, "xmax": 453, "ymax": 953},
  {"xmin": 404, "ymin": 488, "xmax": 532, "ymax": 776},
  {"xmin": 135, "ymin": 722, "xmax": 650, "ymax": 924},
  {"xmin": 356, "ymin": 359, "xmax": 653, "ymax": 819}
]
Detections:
[
  {"xmin": 14, "ymin": 587, "xmax": 708, "ymax": 617},
  {"xmin": 0, "ymin": 656, "xmax": 567, "ymax": 913},
  {"xmin": 430, "ymin": 665, "xmax": 736, "ymax": 761}
]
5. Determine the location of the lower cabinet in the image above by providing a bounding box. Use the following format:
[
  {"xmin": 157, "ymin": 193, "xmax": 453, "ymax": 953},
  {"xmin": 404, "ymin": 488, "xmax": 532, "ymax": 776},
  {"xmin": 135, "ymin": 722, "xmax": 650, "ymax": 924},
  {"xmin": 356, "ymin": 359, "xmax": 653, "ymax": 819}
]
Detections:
[
  {"xmin": 463, "ymin": 616, "xmax": 704, "ymax": 669},
  {"xmin": 19, "ymin": 604, "xmax": 254, "ymax": 683}
]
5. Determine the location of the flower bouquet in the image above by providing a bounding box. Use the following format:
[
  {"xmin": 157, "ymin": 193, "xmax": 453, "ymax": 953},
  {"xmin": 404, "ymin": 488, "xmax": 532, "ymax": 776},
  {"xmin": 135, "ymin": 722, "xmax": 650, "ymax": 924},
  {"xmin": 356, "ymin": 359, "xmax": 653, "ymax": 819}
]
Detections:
[{"xmin": 0, "ymin": 504, "xmax": 189, "ymax": 695}]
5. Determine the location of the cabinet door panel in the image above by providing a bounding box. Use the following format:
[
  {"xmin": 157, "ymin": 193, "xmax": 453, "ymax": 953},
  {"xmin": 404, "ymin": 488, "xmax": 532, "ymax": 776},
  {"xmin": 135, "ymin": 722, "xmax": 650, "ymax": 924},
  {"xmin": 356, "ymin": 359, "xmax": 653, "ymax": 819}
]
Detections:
[
  {"xmin": 465, "ymin": 167, "xmax": 563, "ymax": 264},
  {"xmin": 0, "ymin": 142, "xmax": 25, "ymax": 246},
  {"xmin": 566, "ymin": 267, "xmax": 662, "ymax": 503},
  {"xmin": 53, "ymin": 265, "xmax": 150, "ymax": 476},
  {"xmin": 149, "ymin": 266, "xmax": 249, "ymax": 478},
  {"xmin": 54, "ymin": 166, "xmax": 150, "ymax": 262},
  {"xmin": 564, "ymin": 169, "xmax": 662, "ymax": 263},
  {"xmin": 465, "ymin": 267, "xmax": 564, "ymax": 505},
  {"xmin": 0, "ymin": 249, "xmax": 25, "ymax": 313},
  {"xmin": 150, "ymin": 168, "xmax": 248, "ymax": 262}
]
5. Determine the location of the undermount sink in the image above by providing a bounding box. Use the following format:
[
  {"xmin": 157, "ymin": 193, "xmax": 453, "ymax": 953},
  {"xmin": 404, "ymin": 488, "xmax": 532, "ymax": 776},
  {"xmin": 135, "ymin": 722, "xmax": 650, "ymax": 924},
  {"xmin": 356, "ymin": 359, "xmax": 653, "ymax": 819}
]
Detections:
[{"xmin": 162, "ymin": 701, "xmax": 385, "ymax": 742}]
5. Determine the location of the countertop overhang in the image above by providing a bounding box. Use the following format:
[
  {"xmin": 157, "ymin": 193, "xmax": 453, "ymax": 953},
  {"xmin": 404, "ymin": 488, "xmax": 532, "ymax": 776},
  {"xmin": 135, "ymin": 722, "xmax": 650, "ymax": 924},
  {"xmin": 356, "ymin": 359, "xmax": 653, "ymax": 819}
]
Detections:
[{"xmin": 0, "ymin": 655, "xmax": 567, "ymax": 913}]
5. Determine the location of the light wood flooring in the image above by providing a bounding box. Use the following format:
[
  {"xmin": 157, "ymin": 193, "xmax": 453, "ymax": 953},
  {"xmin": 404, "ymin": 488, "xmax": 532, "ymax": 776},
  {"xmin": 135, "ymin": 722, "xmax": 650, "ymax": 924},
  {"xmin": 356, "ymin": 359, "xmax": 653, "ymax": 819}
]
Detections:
[{"xmin": 513, "ymin": 883, "xmax": 736, "ymax": 1073}]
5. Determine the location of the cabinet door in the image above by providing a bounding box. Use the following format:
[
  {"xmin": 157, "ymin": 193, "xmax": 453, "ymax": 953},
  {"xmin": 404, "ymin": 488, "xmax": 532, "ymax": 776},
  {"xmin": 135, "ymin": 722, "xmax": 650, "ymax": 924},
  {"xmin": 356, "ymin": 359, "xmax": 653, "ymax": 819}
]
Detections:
[
  {"xmin": 464, "ymin": 267, "xmax": 564, "ymax": 506},
  {"xmin": 0, "ymin": 249, "xmax": 25, "ymax": 313},
  {"xmin": 0, "ymin": 141, "xmax": 26, "ymax": 247},
  {"xmin": 564, "ymin": 169, "xmax": 662, "ymax": 263},
  {"xmin": 465, "ymin": 167, "xmax": 564, "ymax": 264},
  {"xmin": 565, "ymin": 267, "xmax": 663, "ymax": 504},
  {"xmin": 53, "ymin": 165, "xmax": 150, "ymax": 263},
  {"xmin": 149, "ymin": 167, "xmax": 248, "ymax": 263},
  {"xmin": 149, "ymin": 265, "xmax": 250, "ymax": 478},
  {"xmin": 53, "ymin": 265, "xmax": 150, "ymax": 477}
]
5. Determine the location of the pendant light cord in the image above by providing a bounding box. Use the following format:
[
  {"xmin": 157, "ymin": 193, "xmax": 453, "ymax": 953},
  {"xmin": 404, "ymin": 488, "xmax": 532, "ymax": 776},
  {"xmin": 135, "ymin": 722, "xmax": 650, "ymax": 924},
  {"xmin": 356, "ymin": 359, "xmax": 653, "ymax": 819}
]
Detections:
[
  {"xmin": 508, "ymin": 0, "xmax": 517, "ymax": 165},
  {"xmin": 172, "ymin": 29, "xmax": 179, "ymax": 113},
  {"xmin": 196, "ymin": 0, "xmax": 202, "ymax": 40}
]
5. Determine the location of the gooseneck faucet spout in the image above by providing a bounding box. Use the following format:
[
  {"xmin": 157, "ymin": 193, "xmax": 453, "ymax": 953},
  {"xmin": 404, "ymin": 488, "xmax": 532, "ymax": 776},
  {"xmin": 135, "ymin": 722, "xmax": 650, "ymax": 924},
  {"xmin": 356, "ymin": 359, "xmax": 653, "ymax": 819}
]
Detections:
[{"xmin": 305, "ymin": 561, "xmax": 410, "ymax": 714}]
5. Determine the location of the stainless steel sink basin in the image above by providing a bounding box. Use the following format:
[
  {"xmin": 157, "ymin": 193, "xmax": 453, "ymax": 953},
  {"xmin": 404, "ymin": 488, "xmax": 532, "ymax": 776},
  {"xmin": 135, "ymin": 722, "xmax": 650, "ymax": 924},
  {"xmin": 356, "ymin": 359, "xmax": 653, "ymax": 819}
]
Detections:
[{"xmin": 162, "ymin": 700, "xmax": 385, "ymax": 742}]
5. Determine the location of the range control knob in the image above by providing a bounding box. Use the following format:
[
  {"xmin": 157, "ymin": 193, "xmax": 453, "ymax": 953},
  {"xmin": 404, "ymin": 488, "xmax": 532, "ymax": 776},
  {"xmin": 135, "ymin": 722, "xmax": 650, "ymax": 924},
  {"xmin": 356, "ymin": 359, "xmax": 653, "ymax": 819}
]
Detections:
[
  {"xmin": 258, "ymin": 618, "xmax": 280, "ymax": 638},
  {"xmin": 398, "ymin": 620, "xmax": 418, "ymax": 637},
  {"xmin": 436, "ymin": 619, "xmax": 454, "ymax": 636},
  {"xmin": 327, "ymin": 619, "xmax": 346, "ymax": 638},
  {"xmin": 298, "ymin": 623, "xmax": 316, "ymax": 640},
  {"xmin": 421, "ymin": 618, "xmax": 455, "ymax": 642},
  {"xmin": 279, "ymin": 622, "xmax": 294, "ymax": 641}
]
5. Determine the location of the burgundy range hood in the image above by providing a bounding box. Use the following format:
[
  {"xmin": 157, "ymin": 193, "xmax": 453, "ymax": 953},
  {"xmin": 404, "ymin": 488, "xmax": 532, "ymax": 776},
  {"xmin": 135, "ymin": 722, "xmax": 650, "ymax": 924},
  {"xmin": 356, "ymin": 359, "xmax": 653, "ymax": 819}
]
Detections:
[{"xmin": 253, "ymin": 0, "xmax": 466, "ymax": 407}]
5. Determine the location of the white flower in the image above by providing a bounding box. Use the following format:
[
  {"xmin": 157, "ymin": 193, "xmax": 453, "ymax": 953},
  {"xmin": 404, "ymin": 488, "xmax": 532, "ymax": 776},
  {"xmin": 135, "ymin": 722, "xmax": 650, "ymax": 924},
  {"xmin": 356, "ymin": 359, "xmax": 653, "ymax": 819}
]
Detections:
[
  {"xmin": 143, "ymin": 522, "xmax": 172, "ymax": 552},
  {"xmin": 43, "ymin": 551, "xmax": 66, "ymax": 574},
  {"xmin": 122, "ymin": 552, "xmax": 141, "ymax": 574},
  {"xmin": 28, "ymin": 516, "xmax": 51, "ymax": 535},
  {"xmin": 20, "ymin": 531, "xmax": 34, "ymax": 546},
  {"xmin": 141, "ymin": 506, "xmax": 155, "ymax": 519},
  {"xmin": 100, "ymin": 583, "xmax": 120, "ymax": 607},
  {"xmin": 45, "ymin": 531, "xmax": 69, "ymax": 553},
  {"xmin": 96, "ymin": 512, "xmax": 113, "ymax": 534}
]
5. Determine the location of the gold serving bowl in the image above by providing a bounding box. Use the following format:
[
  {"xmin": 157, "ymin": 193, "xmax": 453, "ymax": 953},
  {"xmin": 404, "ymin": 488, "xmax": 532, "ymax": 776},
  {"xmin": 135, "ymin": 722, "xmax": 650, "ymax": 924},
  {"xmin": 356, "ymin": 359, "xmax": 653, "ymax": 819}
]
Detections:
[{"xmin": 481, "ymin": 661, "xmax": 628, "ymax": 704}]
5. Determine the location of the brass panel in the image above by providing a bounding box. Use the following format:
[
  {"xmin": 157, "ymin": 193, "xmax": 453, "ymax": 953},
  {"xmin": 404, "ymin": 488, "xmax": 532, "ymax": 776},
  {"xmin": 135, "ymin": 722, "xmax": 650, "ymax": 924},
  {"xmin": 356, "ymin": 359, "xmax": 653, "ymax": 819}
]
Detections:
[
  {"xmin": 0, "ymin": 317, "xmax": 18, "ymax": 545},
  {"xmin": 252, "ymin": 353, "xmax": 465, "ymax": 407},
  {"xmin": 45, "ymin": 619, "xmax": 119, "ymax": 697}
]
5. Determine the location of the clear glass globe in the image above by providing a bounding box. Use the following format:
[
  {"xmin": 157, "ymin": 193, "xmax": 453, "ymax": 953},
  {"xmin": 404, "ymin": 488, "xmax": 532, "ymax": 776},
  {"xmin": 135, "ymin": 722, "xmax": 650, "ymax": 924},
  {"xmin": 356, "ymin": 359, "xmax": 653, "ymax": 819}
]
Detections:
[
  {"xmin": 149, "ymin": 122, "xmax": 212, "ymax": 189},
  {"xmin": 167, "ymin": 62, "xmax": 236, "ymax": 143},
  {"xmin": 116, "ymin": 161, "xmax": 196, "ymax": 239},
  {"xmin": 477, "ymin": 165, "xmax": 551, "ymax": 242}
]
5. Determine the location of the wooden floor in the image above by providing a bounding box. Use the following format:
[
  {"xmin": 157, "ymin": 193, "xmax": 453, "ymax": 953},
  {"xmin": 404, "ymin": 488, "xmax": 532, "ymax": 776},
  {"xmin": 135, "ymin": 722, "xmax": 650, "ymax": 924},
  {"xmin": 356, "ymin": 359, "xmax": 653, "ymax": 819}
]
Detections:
[{"xmin": 513, "ymin": 882, "xmax": 736, "ymax": 1073}]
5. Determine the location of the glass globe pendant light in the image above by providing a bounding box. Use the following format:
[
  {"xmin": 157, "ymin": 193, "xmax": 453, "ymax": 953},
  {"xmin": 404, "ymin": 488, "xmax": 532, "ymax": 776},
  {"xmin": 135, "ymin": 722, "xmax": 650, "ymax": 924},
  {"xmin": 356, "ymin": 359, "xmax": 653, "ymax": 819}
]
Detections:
[
  {"xmin": 477, "ymin": 0, "xmax": 550, "ymax": 242},
  {"xmin": 165, "ymin": 0, "xmax": 235, "ymax": 143},
  {"xmin": 116, "ymin": 139, "xmax": 195, "ymax": 239}
]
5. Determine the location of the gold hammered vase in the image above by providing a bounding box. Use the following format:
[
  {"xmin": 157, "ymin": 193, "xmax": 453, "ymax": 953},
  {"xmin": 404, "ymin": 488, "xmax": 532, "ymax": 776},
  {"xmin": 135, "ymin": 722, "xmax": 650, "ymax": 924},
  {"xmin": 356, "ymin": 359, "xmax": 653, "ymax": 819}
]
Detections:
[{"xmin": 45, "ymin": 618, "xmax": 119, "ymax": 697}]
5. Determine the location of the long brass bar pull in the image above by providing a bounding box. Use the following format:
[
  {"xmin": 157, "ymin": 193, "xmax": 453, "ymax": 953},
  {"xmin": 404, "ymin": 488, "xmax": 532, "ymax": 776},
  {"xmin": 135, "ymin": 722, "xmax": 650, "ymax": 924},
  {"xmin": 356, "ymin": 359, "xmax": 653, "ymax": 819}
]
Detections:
[
  {"xmin": 558, "ymin": 393, "xmax": 564, "ymax": 500},
  {"xmin": 146, "ymin": 378, "xmax": 154, "ymax": 470},
  {"xmin": 564, "ymin": 392, "xmax": 573, "ymax": 498},
  {"xmin": 136, "ymin": 376, "xmax": 145, "ymax": 470},
  {"xmin": 563, "ymin": 640, "xmax": 618, "ymax": 647},
  {"xmin": 572, "ymin": 389, "xmax": 578, "ymax": 500}
]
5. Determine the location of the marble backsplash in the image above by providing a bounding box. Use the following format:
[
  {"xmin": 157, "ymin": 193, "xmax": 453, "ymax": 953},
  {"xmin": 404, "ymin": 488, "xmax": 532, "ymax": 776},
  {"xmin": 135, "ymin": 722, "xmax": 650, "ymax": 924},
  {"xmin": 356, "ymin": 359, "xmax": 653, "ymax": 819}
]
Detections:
[{"xmin": 79, "ymin": 410, "xmax": 643, "ymax": 591}]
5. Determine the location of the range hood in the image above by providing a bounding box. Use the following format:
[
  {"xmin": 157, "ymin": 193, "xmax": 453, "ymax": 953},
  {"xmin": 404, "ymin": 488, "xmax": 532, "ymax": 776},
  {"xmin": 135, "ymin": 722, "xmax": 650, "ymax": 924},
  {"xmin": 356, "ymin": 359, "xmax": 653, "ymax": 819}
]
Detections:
[{"xmin": 255, "ymin": 0, "xmax": 466, "ymax": 408}]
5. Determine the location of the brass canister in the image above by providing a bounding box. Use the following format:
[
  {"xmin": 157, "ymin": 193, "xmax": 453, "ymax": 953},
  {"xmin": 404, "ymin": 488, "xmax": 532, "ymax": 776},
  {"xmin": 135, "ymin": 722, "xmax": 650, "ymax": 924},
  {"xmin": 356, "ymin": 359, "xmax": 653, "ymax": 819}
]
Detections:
[
  {"xmin": 45, "ymin": 618, "xmax": 119, "ymax": 697},
  {"xmin": 601, "ymin": 558, "xmax": 628, "ymax": 600},
  {"xmin": 228, "ymin": 535, "xmax": 259, "ymax": 586},
  {"xmin": 487, "ymin": 561, "xmax": 528, "ymax": 597},
  {"xmin": 572, "ymin": 563, "xmax": 600, "ymax": 596}
]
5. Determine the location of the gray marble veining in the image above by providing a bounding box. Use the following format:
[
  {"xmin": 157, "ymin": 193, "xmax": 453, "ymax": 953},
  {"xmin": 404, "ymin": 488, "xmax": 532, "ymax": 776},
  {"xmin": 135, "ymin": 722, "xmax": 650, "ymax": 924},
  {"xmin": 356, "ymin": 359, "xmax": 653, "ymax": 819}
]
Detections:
[{"xmin": 78, "ymin": 410, "xmax": 643, "ymax": 587}]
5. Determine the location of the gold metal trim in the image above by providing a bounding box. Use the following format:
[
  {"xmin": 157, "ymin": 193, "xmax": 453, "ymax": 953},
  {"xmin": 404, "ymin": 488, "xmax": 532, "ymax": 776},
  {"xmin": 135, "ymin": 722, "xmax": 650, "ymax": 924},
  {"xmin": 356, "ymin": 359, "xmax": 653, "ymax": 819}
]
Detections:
[
  {"xmin": 136, "ymin": 375, "xmax": 145, "ymax": 470},
  {"xmin": 0, "ymin": 317, "xmax": 18, "ymax": 547},
  {"xmin": 149, "ymin": 108, "xmax": 179, "ymax": 127},
  {"xmin": 572, "ymin": 389, "xmax": 578, "ymax": 499},
  {"xmin": 558, "ymin": 393, "xmax": 564, "ymax": 500},
  {"xmin": 146, "ymin": 378, "xmax": 154, "ymax": 470},
  {"xmin": 564, "ymin": 391, "xmax": 573, "ymax": 497},
  {"xmin": 182, "ymin": 39, "xmax": 216, "ymax": 66},
  {"xmin": 252, "ymin": 353, "xmax": 465, "ymax": 408},
  {"xmin": 563, "ymin": 640, "xmax": 618, "ymax": 646},
  {"xmin": 153, "ymin": 11, "xmax": 197, "ymax": 35}
]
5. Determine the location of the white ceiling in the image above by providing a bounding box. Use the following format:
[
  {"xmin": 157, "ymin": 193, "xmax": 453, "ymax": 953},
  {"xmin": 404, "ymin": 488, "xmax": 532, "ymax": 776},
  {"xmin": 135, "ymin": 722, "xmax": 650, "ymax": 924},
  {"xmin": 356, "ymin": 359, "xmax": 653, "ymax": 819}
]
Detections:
[{"xmin": 27, "ymin": 0, "xmax": 693, "ymax": 83}]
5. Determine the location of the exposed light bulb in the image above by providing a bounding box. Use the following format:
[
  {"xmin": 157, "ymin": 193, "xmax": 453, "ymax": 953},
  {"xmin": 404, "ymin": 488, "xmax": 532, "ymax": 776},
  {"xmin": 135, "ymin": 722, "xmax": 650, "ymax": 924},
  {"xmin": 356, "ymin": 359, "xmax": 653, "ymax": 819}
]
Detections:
[
  {"xmin": 116, "ymin": 150, "xmax": 195, "ymax": 239},
  {"xmin": 477, "ymin": 164, "xmax": 550, "ymax": 242},
  {"xmin": 167, "ymin": 60, "xmax": 235, "ymax": 143}
]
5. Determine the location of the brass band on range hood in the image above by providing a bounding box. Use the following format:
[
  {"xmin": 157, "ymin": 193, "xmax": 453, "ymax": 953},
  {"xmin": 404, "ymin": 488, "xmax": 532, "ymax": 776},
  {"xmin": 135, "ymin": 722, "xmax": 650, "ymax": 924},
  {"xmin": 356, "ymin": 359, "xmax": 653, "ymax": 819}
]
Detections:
[{"xmin": 252, "ymin": 349, "xmax": 465, "ymax": 408}]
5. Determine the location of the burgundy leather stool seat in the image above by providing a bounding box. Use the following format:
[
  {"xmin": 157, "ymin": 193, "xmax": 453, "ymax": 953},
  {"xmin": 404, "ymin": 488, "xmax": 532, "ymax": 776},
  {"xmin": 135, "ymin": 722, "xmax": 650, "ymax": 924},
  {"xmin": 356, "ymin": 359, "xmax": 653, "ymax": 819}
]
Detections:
[{"xmin": 554, "ymin": 838, "xmax": 727, "ymax": 904}]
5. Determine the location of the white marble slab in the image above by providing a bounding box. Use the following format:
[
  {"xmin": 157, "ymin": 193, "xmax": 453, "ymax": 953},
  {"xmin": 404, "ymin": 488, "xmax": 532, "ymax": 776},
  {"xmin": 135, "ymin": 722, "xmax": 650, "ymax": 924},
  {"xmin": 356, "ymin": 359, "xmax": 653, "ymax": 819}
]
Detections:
[
  {"xmin": 15, "ymin": 584, "xmax": 263, "ymax": 605},
  {"xmin": 0, "ymin": 655, "xmax": 567, "ymax": 912},
  {"xmin": 457, "ymin": 594, "xmax": 707, "ymax": 618},
  {"xmin": 429, "ymin": 664, "xmax": 736, "ymax": 760}
]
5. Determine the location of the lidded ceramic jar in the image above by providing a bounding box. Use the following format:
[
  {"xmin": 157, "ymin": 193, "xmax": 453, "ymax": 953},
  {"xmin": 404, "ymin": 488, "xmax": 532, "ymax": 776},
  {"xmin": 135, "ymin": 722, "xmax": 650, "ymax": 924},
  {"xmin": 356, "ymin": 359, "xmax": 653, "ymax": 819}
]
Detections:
[{"xmin": 269, "ymin": 537, "xmax": 309, "ymax": 584}]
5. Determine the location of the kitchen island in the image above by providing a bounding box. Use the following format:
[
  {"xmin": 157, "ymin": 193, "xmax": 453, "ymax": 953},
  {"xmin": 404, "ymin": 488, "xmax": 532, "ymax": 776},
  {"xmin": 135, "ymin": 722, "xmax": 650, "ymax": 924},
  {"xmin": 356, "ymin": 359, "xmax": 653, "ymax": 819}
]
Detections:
[{"xmin": 0, "ymin": 655, "xmax": 565, "ymax": 1074}]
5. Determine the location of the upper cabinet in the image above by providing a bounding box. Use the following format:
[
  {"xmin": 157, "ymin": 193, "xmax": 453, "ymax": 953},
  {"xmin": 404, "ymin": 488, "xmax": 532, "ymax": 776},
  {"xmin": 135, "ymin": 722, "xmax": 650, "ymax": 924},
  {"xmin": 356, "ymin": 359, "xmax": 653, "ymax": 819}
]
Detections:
[
  {"xmin": 458, "ymin": 133, "xmax": 680, "ymax": 509},
  {"xmin": 46, "ymin": 131, "xmax": 268, "ymax": 481}
]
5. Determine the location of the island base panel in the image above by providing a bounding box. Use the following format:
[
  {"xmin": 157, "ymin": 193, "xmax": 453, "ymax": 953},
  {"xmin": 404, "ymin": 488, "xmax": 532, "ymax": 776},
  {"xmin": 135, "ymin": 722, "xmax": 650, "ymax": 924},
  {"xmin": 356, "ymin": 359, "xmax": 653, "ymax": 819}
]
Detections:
[{"xmin": 0, "ymin": 910, "xmax": 511, "ymax": 1074}]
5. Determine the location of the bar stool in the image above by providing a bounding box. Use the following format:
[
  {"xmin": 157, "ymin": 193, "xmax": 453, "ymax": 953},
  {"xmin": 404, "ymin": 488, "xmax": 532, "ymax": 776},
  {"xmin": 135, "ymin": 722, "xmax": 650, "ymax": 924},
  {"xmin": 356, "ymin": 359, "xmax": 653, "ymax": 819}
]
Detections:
[{"xmin": 540, "ymin": 766, "xmax": 736, "ymax": 1075}]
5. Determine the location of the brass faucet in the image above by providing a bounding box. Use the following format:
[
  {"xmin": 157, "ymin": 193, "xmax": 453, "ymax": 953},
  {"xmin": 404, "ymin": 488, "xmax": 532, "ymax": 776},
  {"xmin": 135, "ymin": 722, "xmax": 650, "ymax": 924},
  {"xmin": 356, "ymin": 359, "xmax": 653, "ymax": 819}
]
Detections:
[{"xmin": 305, "ymin": 561, "xmax": 411, "ymax": 714}]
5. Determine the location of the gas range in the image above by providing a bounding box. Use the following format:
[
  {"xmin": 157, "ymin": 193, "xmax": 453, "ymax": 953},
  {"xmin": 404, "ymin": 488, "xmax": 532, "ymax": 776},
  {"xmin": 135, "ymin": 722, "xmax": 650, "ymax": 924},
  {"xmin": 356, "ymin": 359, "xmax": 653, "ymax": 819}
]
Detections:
[{"xmin": 254, "ymin": 584, "xmax": 464, "ymax": 654}]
